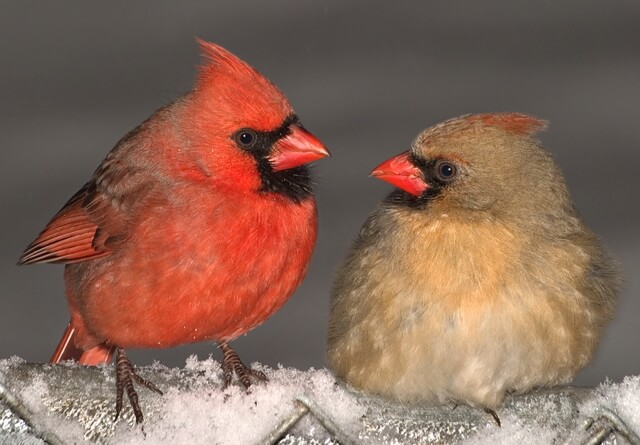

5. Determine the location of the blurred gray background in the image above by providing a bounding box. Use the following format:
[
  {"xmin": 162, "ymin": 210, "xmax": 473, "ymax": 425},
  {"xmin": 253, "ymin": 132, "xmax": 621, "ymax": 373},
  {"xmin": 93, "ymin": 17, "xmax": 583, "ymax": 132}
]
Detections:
[{"xmin": 1, "ymin": 2, "xmax": 638, "ymax": 386}]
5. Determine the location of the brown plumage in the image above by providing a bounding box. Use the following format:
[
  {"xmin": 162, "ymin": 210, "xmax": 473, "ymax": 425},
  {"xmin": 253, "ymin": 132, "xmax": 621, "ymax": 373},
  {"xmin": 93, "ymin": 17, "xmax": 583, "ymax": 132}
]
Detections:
[{"xmin": 327, "ymin": 113, "xmax": 620, "ymax": 419}]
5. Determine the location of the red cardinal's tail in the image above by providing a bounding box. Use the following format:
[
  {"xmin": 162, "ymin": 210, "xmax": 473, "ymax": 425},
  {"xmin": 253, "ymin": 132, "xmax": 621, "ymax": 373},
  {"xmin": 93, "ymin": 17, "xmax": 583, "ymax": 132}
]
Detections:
[{"xmin": 50, "ymin": 321, "xmax": 115, "ymax": 365}]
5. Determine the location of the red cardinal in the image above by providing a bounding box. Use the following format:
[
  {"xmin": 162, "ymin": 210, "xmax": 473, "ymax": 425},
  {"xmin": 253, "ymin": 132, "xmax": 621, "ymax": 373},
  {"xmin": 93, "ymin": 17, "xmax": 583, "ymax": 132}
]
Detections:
[{"xmin": 19, "ymin": 40, "xmax": 329, "ymax": 423}]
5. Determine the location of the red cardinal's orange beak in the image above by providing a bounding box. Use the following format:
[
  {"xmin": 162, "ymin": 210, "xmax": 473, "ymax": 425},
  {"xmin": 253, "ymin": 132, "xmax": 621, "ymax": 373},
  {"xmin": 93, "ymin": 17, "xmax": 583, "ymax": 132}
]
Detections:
[
  {"xmin": 371, "ymin": 151, "xmax": 428, "ymax": 197},
  {"xmin": 269, "ymin": 125, "xmax": 330, "ymax": 171}
]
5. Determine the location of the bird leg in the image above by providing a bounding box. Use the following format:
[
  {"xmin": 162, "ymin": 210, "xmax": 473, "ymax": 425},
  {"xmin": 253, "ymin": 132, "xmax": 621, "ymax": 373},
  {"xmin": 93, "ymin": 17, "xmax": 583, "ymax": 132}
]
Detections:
[
  {"xmin": 218, "ymin": 341, "xmax": 268, "ymax": 389},
  {"xmin": 114, "ymin": 348, "xmax": 163, "ymax": 424}
]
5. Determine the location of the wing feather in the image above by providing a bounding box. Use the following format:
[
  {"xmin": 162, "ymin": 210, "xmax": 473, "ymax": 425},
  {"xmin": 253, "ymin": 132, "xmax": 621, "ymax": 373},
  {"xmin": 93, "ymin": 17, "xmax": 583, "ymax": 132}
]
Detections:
[
  {"xmin": 19, "ymin": 184, "xmax": 113, "ymax": 264},
  {"xmin": 19, "ymin": 121, "xmax": 159, "ymax": 266}
]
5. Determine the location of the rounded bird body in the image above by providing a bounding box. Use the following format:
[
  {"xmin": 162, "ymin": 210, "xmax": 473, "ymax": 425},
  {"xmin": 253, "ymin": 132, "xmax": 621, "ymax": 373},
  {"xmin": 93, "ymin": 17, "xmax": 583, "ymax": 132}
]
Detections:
[
  {"xmin": 20, "ymin": 40, "xmax": 329, "ymax": 423},
  {"xmin": 328, "ymin": 113, "xmax": 619, "ymax": 413},
  {"xmin": 64, "ymin": 180, "xmax": 316, "ymax": 349}
]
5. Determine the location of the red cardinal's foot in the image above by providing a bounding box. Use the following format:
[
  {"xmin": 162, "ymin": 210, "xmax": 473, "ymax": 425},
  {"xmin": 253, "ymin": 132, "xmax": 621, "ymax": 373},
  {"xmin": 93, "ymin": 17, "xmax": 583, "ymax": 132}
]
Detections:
[
  {"xmin": 114, "ymin": 348, "xmax": 163, "ymax": 424},
  {"xmin": 218, "ymin": 341, "xmax": 268, "ymax": 389}
]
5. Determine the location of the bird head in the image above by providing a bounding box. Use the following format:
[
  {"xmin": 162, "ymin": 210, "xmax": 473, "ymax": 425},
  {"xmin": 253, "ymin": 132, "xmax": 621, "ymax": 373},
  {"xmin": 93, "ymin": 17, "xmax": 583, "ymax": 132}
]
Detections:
[
  {"xmin": 169, "ymin": 39, "xmax": 329, "ymax": 201},
  {"xmin": 371, "ymin": 113, "xmax": 569, "ymax": 218}
]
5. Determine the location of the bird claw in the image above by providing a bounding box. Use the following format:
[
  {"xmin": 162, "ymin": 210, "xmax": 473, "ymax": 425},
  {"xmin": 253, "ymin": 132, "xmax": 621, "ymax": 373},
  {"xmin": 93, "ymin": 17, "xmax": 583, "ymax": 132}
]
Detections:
[
  {"xmin": 484, "ymin": 407, "xmax": 502, "ymax": 427},
  {"xmin": 218, "ymin": 341, "xmax": 268, "ymax": 390},
  {"xmin": 451, "ymin": 401, "xmax": 500, "ymax": 427},
  {"xmin": 114, "ymin": 348, "xmax": 163, "ymax": 424}
]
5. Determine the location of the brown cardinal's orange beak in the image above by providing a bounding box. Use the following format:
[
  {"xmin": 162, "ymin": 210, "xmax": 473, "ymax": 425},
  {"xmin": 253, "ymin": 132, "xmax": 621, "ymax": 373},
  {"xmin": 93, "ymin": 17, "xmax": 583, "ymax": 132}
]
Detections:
[
  {"xmin": 269, "ymin": 125, "xmax": 330, "ymax": 171},
  {"xmin": 371, "ymin": 151, "xmax": 428, "ymax": 196}
]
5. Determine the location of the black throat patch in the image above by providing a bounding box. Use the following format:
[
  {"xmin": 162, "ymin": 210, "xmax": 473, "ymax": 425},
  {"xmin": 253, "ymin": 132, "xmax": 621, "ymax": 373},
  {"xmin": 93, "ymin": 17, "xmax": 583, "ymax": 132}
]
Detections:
[{"xmin": 237, "ymin": 114, "xmax": 314, "ymax": 204}]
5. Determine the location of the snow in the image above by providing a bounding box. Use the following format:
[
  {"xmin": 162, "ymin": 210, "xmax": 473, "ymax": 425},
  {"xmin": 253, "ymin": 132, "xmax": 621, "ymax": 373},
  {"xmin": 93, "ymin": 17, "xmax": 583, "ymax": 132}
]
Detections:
[
  {"xmin": 115, "ymin": 357, "xmax": 363, "ymax": 444},
  {"xmin": 1, "ymin": 356, "xmax": 639, "ymax": 444}
]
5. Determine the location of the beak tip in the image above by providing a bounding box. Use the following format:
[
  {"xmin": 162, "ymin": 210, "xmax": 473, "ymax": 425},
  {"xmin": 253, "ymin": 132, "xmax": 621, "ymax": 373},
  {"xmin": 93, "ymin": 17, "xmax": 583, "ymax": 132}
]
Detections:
[{"xmin": 319, "ymin": 147, "xmax": 331, "ymax": 159}]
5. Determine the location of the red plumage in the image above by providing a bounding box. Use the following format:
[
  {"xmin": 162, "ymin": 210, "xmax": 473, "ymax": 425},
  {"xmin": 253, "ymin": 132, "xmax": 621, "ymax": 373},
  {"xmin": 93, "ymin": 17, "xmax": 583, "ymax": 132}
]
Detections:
[
  {"xmin": 19, "ymin": 40, "xmax": 329, "ymax": 422},
  {"xmin": 465, "ymin": 112, "xmax": 547, "ymax": 135}
]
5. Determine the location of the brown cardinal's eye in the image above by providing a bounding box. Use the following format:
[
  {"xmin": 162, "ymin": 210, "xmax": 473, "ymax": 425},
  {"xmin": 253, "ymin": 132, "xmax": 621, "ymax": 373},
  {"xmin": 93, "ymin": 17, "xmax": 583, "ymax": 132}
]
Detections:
[
  {"xmin": 234, "ymin": 129, "xmax": 257, "ymax": 149},
  {"xmin": 436, "ymin": 161, "xmax": 457, "ymax": 181}
]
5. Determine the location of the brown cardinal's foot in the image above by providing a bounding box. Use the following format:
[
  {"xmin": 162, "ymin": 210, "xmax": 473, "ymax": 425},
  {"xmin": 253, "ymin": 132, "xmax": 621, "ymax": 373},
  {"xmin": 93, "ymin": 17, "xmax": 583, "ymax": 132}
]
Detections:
[
  {"xmin": 218, "ymin": 341, "xmax": 268, "ymax": 389},
  {"xmin": 114, "ymin": 348, "xmax": 163, "ymax": 424},
  {"xmin": 484, "ymin": 407, "xmax": 501, "ymax": 427}
]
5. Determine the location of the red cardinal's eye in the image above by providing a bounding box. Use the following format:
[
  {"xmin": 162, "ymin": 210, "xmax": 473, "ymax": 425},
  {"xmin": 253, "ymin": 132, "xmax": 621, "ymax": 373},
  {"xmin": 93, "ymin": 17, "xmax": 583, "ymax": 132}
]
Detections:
[
  {"xmin": 235, "ymin": 129, "xmax": 257, "ymax": 149},
  {"xmin": 436, "ymin": 161, "xmax": 457, "ymax": 181}
]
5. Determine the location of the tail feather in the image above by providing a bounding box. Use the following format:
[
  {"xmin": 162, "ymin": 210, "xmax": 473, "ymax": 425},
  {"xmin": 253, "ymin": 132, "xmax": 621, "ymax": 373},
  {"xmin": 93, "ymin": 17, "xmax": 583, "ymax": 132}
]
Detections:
[{"xmin": 50, "ymin": 322, "xmax": 115, "ymax": 365}]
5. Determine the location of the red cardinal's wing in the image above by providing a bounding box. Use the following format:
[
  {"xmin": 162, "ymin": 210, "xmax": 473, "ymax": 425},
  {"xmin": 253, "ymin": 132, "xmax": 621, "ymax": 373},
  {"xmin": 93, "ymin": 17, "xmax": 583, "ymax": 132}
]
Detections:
[
  {"xmin": 19, "ymin": 183, "xmax": 115, "ymax": 264},
  {"xmin": 19, "ymin": 153, "xmax": 152, "ymax": 265}
]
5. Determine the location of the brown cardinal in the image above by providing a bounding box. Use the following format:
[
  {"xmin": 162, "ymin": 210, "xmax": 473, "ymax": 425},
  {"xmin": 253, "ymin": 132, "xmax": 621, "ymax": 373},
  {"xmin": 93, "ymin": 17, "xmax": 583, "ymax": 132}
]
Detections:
[
  {"xmin": 327, "ymin": 113, "xmax": 619, "ymax": 424},
  {"xmin": 19, "ymin": 40, "xmax": 329, "ymax": 423}
]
